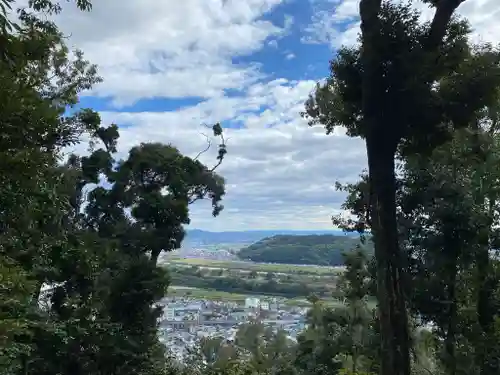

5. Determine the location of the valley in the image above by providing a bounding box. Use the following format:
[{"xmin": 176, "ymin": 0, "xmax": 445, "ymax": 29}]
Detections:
[{"xmin": 160, "ymin": 231, "xmax": 366, "ymax": 307}]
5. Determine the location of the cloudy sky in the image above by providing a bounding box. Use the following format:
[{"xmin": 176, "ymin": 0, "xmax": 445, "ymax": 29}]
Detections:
[{"xmin": 49, "ymin": 0, "xmax": 499, "ymax": 231}]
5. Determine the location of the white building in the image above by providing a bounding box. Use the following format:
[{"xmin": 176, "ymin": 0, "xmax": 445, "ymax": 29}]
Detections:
[
  {"xmin": 245, "ymin": 297, "xmax": 260, "ymax": 309},
  {"xmin": 260, "ymin": 301, "xmax": 270, "ymax": 310},
  {"xmin": 165, "ymin": 307, "xmax": 175, "ymax": 320}
]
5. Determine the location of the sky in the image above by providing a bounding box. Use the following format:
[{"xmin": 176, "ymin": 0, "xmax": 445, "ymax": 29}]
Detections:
[{"xmin": 44, "ymin": 0, "xmax": 500, "ymax": 231}]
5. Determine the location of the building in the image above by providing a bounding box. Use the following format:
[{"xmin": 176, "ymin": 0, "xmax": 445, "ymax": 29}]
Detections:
[
  {"xmin": 231, "ymin": 311, "xmax": 248, "ymax": 321},
  {"xmin": 165, "ymin": 307, "xmax": 175, "ymax": 320},
  {"xmin": 245, "ymin": 297, "xmax": 260, "ymax": 309},
  {"xmin": 260, "ymin": 301, "xmax": 270, "ymax": 310}
]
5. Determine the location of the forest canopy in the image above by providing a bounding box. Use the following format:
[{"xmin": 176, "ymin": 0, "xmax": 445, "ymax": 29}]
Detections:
[{"xmin": 237, "ymin": 234, "xmax": 372, "ymax": 266}]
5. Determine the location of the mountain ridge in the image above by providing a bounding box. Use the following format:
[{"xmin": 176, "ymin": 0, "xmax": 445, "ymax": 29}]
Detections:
[{"xmin": 183, "ymin": 229, "xmax": 359, "ymax": 245}]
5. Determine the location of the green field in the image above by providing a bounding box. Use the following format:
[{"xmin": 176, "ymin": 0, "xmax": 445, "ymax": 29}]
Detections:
[
  {"xmin": 168, "ymin": 285, "xmax": 295, "ymax": 303},
  {"xmin": 168, "ymin": 286, "xmax": 294, "ymax": 303},
  {"xmin": 167, "ymin": 285, "xmax": 376, "ymax": 309},
  {"xmin": 167, "ymin": 257, "xmax": 344, "ymax": 275},
  {"xmin": 168, "ymin": 285, "xmax": 311, "ymax": 305},
  {"xmin": 168, "ymin": 286, "xmax": 250, "ymax": 302}
]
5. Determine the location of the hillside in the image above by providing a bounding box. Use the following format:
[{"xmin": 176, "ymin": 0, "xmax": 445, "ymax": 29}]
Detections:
[
  {"xmin": 237, "ymin": 234, "xmax": 371, "ymax": 266},
  {"xmin": 183, "ymin": 229, "xmax": 356, "ymax": 246}
]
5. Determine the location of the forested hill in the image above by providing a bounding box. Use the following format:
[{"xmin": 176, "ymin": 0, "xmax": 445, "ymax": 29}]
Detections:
[
  {"xmin": 237, "ymin": 234, "xmax": 371, "ymax": 266},
  {"xmin": 183, "ymin": 229, "xmax": 351, "ymax": 245}
]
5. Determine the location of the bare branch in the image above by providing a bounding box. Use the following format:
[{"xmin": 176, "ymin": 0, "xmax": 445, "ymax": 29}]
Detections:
[
  {"xmin": 200, "ymin": 122, "xmax": 227, "ymax": 173},
  {"xmin": 192, "ymin": 124, "xmax": 228, "ymax": 172},
  {"xmin": 186, "ymin": 123, "xmax": 228, "ymax": 206},
  {"xmin": 193, "ymin": 133, "xmax": 211, "ymax": 162}
]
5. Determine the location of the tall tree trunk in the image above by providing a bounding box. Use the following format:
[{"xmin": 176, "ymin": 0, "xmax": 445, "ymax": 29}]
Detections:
[
  {"xmin": 366, "ymin": 137, "xmax": 411, "ymax": 375},
  {"xmin": 360, "ymin": 0, "xmax": 411, "ymax": 371},
  {"xmin": 358, "ymin": 2, "xmax": 465, "ymax": 374}
]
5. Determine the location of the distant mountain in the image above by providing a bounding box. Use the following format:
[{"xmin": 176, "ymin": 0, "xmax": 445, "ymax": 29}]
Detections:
[
  {"xmin": 237, "ymin": 234, "xmax": 372, "ymax": 266},
  {"xmin": 183, "ymin": 229, "xmax": 358, "ymax": 246}
]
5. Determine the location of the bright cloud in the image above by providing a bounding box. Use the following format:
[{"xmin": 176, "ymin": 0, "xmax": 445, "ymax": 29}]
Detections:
[
  {"xmin": 39, "ymin": 0, "xmax": 500, "ymax": 230},
  {"xmin": 304, "ymin": 0, "xmax": 500, "ymax": 48}
]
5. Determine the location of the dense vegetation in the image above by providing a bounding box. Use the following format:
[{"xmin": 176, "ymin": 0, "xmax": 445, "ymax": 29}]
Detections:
[
  {"xmin": 0, "ymin": 2, "xmax": 226, "ymax": 375},
  {"xmin": 3, "ymin": 1, "xmax": 500, "ymax": 375},
  {"xmin": 168, "ymin": 258, "xmax": 342, "ymax": 275},
  {"xmin": 167, "ymin": 265, "xmax": 335, "ymax": 298},
  {"xmin": 237, "ymin": 234, "xmax": 369, "ymax": 265}
]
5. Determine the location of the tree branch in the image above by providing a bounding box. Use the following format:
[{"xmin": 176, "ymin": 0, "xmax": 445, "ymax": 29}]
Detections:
[
  {"xmin": 201, "ymin": 123, "xmax": 227, "ymax": 173},
  {"xmin": 426, "ymin": 0, "xmax": 466, "ymax": 51},
  {"xmin": 193, "ymin": 133, "xmax": 211, "ymax": 162}
]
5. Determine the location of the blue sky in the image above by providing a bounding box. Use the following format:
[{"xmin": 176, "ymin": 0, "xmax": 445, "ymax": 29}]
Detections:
[{"xmin": 54, "ymin": 0, "xmax": 497, "ymax": 230}]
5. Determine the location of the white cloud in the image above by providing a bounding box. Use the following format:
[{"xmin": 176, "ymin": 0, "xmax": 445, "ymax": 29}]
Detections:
[
  {"xmin": 302, "ymin": 0, "xmax": 359, "ymax": 47},
  {"xmin": 50, "ymin": 0, "xmax": 288, "ymax": 106},
  {"xmin": 51, "ymin": 0, "xmax": 500, "ymax": 231},
  {"xmin": 96, "ymin": 80, "xmax": 366, "ymax": 230},
  {"xmin": 304, "ymin": 0, "xmax": 500, "ymax": 49},
  {"xmin": 46, "ymin": 0, "xmax": 370, "ymax": 230},
  {"xmin": 459, "ymin": 0, "xmax": 500, "ymax": 44},
  {"xmin": 268, "ymin": 39, "xmax": 279, "ymax": 48}
]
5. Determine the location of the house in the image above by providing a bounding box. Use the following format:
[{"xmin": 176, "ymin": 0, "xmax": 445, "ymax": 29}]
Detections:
[{"xmin": 245, "ymin": 297, "xmax": 260, "ymax": 309}]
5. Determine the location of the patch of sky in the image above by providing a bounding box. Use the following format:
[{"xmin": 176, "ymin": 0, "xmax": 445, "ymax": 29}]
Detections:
[
  {"xmin": 231, "ymin": 0, "xmax": 333, "ymax": 82},
  {"xmin": 219, "ymin": 118, "xmax": 245, "ymax": 130},
  {"xmin": 222, "ymin": 88, "xmax": 246, "ymax": 98},
  {"xmin": 74, "ymin": 96, "xmax": 205, "ymax": 113}
]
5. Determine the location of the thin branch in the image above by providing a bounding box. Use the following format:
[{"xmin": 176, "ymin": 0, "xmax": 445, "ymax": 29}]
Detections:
[
  {"xmin": 201, "ymin": 123, "xmax": 227, "ymax": 173},
  {"xmin": 193, "ymin": 133, "xmax": 211, "ymax": 162}
]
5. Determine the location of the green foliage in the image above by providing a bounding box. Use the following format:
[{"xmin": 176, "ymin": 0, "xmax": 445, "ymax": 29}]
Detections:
[
  {"xmin": 186, "ymin": 323, "xmax": 297, "ymax": 375},
  {"xmin": 0, "ymin": 257, "xmax": 35, "ymax": 375},
  {"xmin": 0, "ymin": 2, "xmax": 227, "ymax": 374},
  {"xmin": 333, "ymin": 52, "xmax": 500, "ymax": 375},
  {"xmin": 303, "ymin": 1, "xmax": 500, "ymax": 374},
  {"xmin": 295, "ymin": 248, "xmax": 379, "ymax": 375},
  {"xmin": 5, "ymin": 2, "xmax": 500, "ymax": 375},
  {"xmin": 167, "ymin": 265, "xmax": 332, "ymax": 298},
  {"xmin": 238, "ymin": 235, "xmax": 371, "ymax": 266}
]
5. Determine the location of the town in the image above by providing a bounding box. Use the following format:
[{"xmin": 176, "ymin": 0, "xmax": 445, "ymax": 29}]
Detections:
[{"xmin": 157, "ymin": 296, "xmax": 308, "ymax": 360}]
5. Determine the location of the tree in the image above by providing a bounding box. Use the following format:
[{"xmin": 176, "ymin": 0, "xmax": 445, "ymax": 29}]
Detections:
[
  {"xmin": 303, "ymin": 2, "xmax": 500, "ymax": 374},
  {"xmin": 0, "ymin": 2, "xmax": 229, "ymax": 374},
  {"xmin": 54, "ymin": 120, "xmax": 226, "ymax": 375},
  {"xmin": 0, "ymin": 258, "xmax": 35, "ymax": 375},
  {"xmin": 0, "ymin": 3, "xmax": 107, "ymax": 373},
  {"xmin": 403, "ymin": 125, "xmax": 500, "ymax": 375},
  {"xmin": 334, "ymin": 101, "xmax": 500, "ymax": 375},
  {"xmin": 295, "ymin": 248, "xmax": 378, "ymax": 375},
  {"xmin": 0, "ymin": 0, "xmax": 92, "ymax": 65},
  {"xmin": 401, "ymin": 130, "xmax": 479, "ymax": 375}
]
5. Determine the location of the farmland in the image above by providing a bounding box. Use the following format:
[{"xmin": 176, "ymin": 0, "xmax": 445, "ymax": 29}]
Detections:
[
  {"xmin": 166, "ymin": 256, "xmax": 345, "ymax": 275},
  {"xmin": 164, "ymin": 257, "xmax": 343, "ymax": 300}
]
